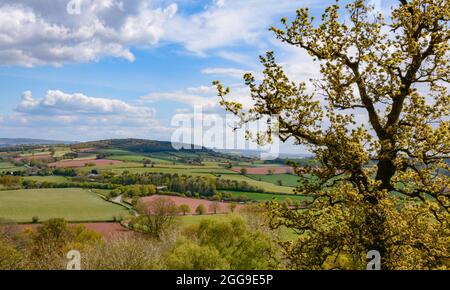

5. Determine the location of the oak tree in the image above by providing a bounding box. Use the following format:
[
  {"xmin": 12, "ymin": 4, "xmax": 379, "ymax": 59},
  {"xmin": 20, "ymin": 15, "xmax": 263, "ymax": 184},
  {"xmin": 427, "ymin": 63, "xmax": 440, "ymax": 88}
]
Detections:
[{"xmin": 215, "ymin": 0, "xmax": 450, "ymax": 269}]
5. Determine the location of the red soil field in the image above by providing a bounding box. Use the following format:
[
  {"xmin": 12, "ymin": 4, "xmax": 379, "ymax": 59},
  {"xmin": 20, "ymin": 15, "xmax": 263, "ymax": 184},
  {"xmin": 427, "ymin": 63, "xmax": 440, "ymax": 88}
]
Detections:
[
  {"xmin": 13, "ymin": 223, "xmax": 131, "ymax": 240},
  {"xmin": 140, "ymin": 195, "xmax": 244, "ymax": 215},
  {"xmin": 75, "ymin": 147, "xmax": 96, "ymax": 152},
  {"xmin": 231, "ymin": 166, "xmax": 293, "ymax": 174},
  {"xmin": 48, "ymin": 159, "xmax": 123, "ymax": 168},
  {"xmin": 83, "ymin": 223, "xmax": 133, "ymax": 239}
]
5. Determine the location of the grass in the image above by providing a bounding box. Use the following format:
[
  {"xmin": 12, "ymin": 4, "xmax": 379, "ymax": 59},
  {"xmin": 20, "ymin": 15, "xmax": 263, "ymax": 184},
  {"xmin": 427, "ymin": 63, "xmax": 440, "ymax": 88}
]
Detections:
[
  {"xmin": 0, "ymin": 162, "xmax": 26, "ymax": 173},
  {"xmin": 0, "ymin": 188, "xmax": 130, "ymax": 223},
  {"xmin": 75, "ymin": 162, "xmax": 143, "ymax": 174},
  {"xmin": 0, "ymin": 162, "xmax": 15, "ymax": 169},
  {"xmin": 97, "ymin": 149, "xmax": 175, "ymax": 164},
  {"xmin": 247, "ymin": 174, "xmax": 301, "ymax": 187},
  {"xmin": 19, "ymin": 151, "xmax": 50, "ymax": 157},
  {"xmin": 108, "ymin": 154, "xmax": 171, "ymax": 164},
  {"xmin": 22, "ymin": 176, "xmax": 70, "ymax": 183},
  {"xmin": 221, "ymin": 190, "xmax": 306, "ymax": 202}
]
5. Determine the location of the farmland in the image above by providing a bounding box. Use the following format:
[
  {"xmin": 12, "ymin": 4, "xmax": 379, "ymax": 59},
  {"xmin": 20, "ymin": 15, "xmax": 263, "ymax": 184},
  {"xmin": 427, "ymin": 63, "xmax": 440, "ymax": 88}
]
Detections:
[
  {"xmin": 0, "ymin": 188, "xmax": 130, "ymax": 223},
  {"xmin": 0, "ymin": 139, "xmax": 305, "ymax": 229},
  {"xmin": 106, "ymin": 166, "xmax": 295, "ymax": 194},
  {"xmin": 22, "ymin": 175, "xmax": 70, "ymax": 183},
  {"xmin": 247, "ymin": 174, "xmax": 301, "ymax": 187},
  {"xmin": 221, "ymin": 190, "xmax": 306, "ymax": 203},
  {"xmin": 0, "ymin": 161, "xmax": 26, "ymax": 173}
]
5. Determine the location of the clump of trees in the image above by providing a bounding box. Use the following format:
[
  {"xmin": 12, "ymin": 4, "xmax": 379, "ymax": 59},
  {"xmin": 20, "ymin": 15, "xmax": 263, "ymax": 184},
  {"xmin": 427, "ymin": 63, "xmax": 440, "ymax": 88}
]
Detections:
[
  {"xmin": 90, "ymin": 172, "xmax": 264, "ymax": 196},
  {"xmin": 195, "ymin": 204, "xmax": 206, "ymax": 215},
  {"xmin": 0, "ymin": 175, "xmax": 22, "ymax": 188},
  {"xmin": 0, "ymin": 211, "xmax": 280, "ymax": 270},
  {"xmin": 0, "ymin": 218, "xmax": 101, "ymax": 270},
  {"xmin": 110, "ymin": 184, "xmax": 157, "ymax": 198},
  {"xmin": 166, "ymin": 216, "xmax": 277, "ymax": 270},
  {"xmin": 179, "ymin": 204, "xmax": 191, "ymax": 215},
  {"xmin": 131, "ymin": 197, "xmax": 180, "ymax": 238}
]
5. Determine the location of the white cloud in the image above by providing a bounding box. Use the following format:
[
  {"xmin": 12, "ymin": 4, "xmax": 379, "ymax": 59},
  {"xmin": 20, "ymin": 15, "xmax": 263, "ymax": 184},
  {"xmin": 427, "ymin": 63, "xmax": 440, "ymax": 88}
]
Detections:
[
  {"xmin": 0, "ymin": 0, "xmax": 177, "ymax": 66},
  {"xmin": 16, "ymin": 90, "xmax": 152, "ymax": 116},
  {"xmin": 0, "ymin": 90, "xmax": 168, "ymax": 141},
  {"xmin": 164, "ymin": 0, "xmax": 321, "ymax": 55},
  {"xmin": 141, "ymin": 83, "xmax": 255, "ymax": 114},
  {"xmin": 141, "ymin": 88, "xmax": 218, "ymax": 112},
  {"xmin": 0, "ymin": 0, "xmax": 329, "ymax": 66},
  {"xmin": 201, "ymin": 67, "xmax": 249, "ymax": 79}
]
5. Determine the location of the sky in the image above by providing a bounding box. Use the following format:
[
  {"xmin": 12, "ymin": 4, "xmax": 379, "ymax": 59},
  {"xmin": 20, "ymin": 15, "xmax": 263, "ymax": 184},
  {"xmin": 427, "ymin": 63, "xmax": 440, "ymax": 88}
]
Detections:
[{"xmin": 0, "ymin": 0, "xmax": 392, "ymax": 154}]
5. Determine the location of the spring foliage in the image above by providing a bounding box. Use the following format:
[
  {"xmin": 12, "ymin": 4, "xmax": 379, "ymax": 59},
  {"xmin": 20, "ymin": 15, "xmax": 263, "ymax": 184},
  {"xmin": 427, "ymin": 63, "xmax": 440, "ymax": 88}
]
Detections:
[{"xmin": 215, "ymin": 0, "xmax": 450, "ymax": 269}]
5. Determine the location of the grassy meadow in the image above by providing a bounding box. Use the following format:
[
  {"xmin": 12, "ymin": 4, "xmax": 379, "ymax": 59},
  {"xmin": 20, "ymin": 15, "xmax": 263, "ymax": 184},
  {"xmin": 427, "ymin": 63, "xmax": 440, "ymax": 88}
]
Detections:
[{"xmin": 0, "ymin": 188, "xmax": 130, "ymax": 223}]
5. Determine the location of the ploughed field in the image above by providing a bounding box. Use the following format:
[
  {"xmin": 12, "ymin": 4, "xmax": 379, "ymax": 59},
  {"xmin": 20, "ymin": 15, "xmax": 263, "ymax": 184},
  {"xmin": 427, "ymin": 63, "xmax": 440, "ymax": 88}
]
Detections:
[{"xmin": 0, "ymin": 188, "xmax": 130, "ymax": 223}]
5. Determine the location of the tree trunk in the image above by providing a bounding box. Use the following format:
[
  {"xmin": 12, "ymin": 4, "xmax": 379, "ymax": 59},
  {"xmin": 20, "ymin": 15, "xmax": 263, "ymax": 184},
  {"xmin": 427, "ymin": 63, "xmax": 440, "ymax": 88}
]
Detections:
[
  {"xmin": 375, "ymin": 158, "xmax": 396, "ymax": 191},
  {"xmin": 364, "ymin": 150, "xmax": 397, "ymax": 269}
]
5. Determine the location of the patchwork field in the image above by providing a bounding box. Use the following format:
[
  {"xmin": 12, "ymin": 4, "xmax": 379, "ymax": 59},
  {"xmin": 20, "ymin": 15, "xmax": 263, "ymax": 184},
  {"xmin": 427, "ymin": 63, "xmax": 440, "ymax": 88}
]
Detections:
[
  {"xmin": 0, "ymin": 188, "xmax": 130, "ymax": 223},
  {"xmin": 107, "ymin": 166, "xmax": 294, "ymax": 194}
]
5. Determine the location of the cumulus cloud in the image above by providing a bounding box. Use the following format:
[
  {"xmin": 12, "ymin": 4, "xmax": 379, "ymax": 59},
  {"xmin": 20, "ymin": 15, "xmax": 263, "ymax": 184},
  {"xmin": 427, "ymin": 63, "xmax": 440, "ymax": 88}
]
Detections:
[
  {"xmin": 164, "ymin": 0, "xmax": 321, "ymax": 55},
  {"xmin": 0, "ymin": 0, "xmax": 177, "ymax": 66},
  {"xmin": 0, "ymin": 90, "xmax": 168, "ymax": 141},
  {"xmin": 16, "ymin": 90, "xmax": 153, "ymax": 116},
  {"xmin": 0, "ymin": 0, "xmax": 329, "ymax": 66}
]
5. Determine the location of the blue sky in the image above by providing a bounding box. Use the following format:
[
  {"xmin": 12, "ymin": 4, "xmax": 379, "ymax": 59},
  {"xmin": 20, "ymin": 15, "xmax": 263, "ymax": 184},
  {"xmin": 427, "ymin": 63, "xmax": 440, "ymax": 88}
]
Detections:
[{"xmin": 0, "ymin": 0, "xmax": 392, "ymax": 153}]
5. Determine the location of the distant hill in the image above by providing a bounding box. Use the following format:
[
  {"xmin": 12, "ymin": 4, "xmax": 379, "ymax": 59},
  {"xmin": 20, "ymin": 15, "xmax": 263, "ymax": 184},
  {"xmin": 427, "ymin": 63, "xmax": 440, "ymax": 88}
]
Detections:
[
  {"xmin": 0, "ymin": 138, "xmax": 75, "ymax": 147},
  {"xmin": 72, "ymin": 139, "xmax": 212, "ymax": 154}
]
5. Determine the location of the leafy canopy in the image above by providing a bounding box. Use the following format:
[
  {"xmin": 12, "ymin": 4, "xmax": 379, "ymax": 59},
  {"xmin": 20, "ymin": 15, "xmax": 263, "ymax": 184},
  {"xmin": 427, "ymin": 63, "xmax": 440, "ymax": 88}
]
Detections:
[{"xmin": 215, "ymin": 0, "xmax": 450, "ymax": 269}]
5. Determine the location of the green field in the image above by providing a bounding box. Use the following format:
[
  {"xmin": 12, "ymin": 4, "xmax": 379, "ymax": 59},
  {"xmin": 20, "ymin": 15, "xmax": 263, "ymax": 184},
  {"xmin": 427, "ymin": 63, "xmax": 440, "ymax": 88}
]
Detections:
[
  {"xmin": 22, "ymin": 176, "xmax": 70, "ymax": 183},
  {"xmin": 108, "ymin": 154, "xmax": 172, "ymax": 164},
  {"xmin": 248, "ymin": 174, "xmax": 301, "ymax": 187},
  {"xmin": 221, "ymin": 190, "xmax": 306, "ymax": 202},
  {"xmin": 19, "ymin": 150, "xmax": 50, "ymax": 157},
  {"xmin": 0, "ymin": 162, "xmax": 26, "ymax": 173},
  {"xmin": 0, "ymin": 188, "xmax": 130, "ymax": 223},
  {"xmin": 75, "ymin": 162, "xmax": 143, "ymax": 173}
]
